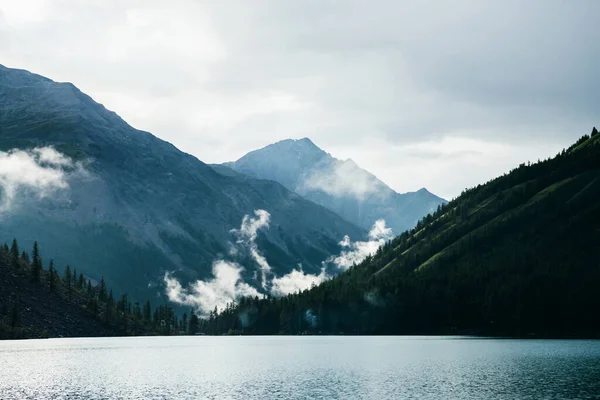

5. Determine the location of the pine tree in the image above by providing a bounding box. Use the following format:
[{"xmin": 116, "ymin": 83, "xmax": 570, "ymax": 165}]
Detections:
[
  {"xmin": 64, "ymin": 265, "xmax": 72, "ymax": 299},
  {"xmin": 48, "ymin": 260, "xmax": 56, "ymax": 293},
  {"xmin": 31, "ymin": 241, "xmax": 42, "ymax": 282},
  {"xmin": 72, "ymin": 268, "xmax": 78, "ymax": 288},
  {"xmin": 10, "ymin": 239, "xmax": 19, "ymax": 268},
  {"xmin": 182, "ymin": 313, "xmax": 188, "ymax": 333},
  {"xmin": 143, "ymin": 300, "xmax": 152, "ymax": 322},
  {"xmin": 31, "ymin": 242, "xmax": 42, "ymax": 282},
  {"xmin": 106, "ymin": 290, "xmax": 115, "ymax": 323},
  {"xmin": 592, "ymin": 127, "xmax": 598, "ymax": 137},
  {"xmin": 98, "ymin": 277, "xmax": 107, "ymax": 302},
  {"xmin": 20, "ymin": 251, "xmax": 29, "ymax": 264},
  {"xmin": 78, "ymin": 273, "xmax": 85, "ymax": 290},
  {"xmin": 32, "ymin": 241, "xmax": 40, "ymax": 267},
  {"xmin": 189, "ymin": 310, "xmax": 199, "ymax": 335},
  {"xmin": 133, "ymin": 302, "xmax": 142, "ymax": 320}
]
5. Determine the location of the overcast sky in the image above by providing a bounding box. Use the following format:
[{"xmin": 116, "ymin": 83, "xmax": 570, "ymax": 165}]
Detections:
[{"xmin": 1, "ymin": 0, "xmax": 598, "ymax": 199}]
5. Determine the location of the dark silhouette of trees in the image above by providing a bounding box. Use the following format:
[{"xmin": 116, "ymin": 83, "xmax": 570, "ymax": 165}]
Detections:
[
  {"xmin": 64, "ymin": 265, "xmax": 72, "ymax": 299},
  {"xmin": 98, "ymin": 277, "xmax": 107, "ymax": 302},
  {"xmin": 10, "ymin": 239, "xmax": 19, "ymax": 268},
  {"xmin": 189, "ymin": 310, "xmax": 199, "ymax": 335},
  {"xmin": 203, "ymin": 132, "xmax": 600, "ymax": 337},
  {"xmin": 143, "ymin": 300, "xmax": 152, "ymax": 322},
  {"xmin": 78, "ymin": 273, "xmax": 85, "ymax": 291},
  {"xmin": 31, "ymin": 241, "xmax": 40, "ymax": 267},
  {"xmin": 48, "ymin": 260, "xmax": 56, "ymax": 293},
  {"xmin": 10, "ymin": 301, "xmax": 19, "ymax": 330}
]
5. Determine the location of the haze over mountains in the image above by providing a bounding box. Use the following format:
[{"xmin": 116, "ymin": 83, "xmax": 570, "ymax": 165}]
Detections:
[
  {"xmin": 223, "ymin": 138, "xmax": 446, "ymax": 234},
  {"xmin": 0, "ymin": 64, "xmax": 368, "ymax": 301}
]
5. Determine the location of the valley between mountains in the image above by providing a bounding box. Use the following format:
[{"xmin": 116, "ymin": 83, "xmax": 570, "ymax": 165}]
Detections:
[{"xmin": 1, "ymin": 64, "xmax": 598, "ymax": 338}]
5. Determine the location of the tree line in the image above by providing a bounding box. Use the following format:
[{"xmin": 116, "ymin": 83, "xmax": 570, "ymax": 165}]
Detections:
[
  {"xmin": 202, "ymin": 130, "xmax": 600, "ymax": 337},
  {"xmin": 0, "ymin": 239, "xmax": 201, "ymax": 337}
]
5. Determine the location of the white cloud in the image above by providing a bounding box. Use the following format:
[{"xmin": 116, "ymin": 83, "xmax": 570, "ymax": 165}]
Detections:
[
  {"xmin": 33, "ymin": 147, "xmax": 73, "ymax": 166},
  {"xmin": 1, "ymin": 0, "xmax": 595, "ymax": 199},
  {"xmin": 166, "ymin": 209, "xmax": 273, "ymax": 317},
  {"xmin": 329, "ymin": 219, "xmax": 393, "ymax": 270},
  {"xmin": 164, "ymin": 260, "xmax": 262, "ymax": 318},
  {"xmin": 231, "ymin": 209, "xmax": 271, "ymax": 289},
  {"xmin": 301, "ymin": 159, "xmax": 390, "ymax": 201},
  {"xmin": 368, "ymin": 219, "xmax": 393, "ymax": 240},
  {"xmin": 0, "ymin": 147, "xmax": 77, "ymax": 213},
  {"xmin": 271, "ymin": 266, "xmax": 329, "ymax": 297},
  {"xmin": 165, "ymin": 212, "xmax": 393, "ymax": 315}
]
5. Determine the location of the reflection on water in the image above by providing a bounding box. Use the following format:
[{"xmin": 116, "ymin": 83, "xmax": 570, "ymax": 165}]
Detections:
[{"xmin": 0, "ymin": 336, "xmax": 598, "ymax": 399}]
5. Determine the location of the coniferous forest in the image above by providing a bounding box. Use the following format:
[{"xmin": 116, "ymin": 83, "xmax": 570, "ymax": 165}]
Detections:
[
  {"xmin": 0, "ymin": 240, "xmax": 199, "ymax": 339},
  {"xmin": 202, "ymin": 131, "xmax": 600, "ymax": 337},
  {"xmin": 1, "ymin": 131, "xmax": 599, "ymax": 339}
]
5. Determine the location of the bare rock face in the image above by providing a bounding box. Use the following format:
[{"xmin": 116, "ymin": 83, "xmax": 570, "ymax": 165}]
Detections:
[{"xmin": 0, "ymin": 64, "xmax": 365, "ymax": 302}]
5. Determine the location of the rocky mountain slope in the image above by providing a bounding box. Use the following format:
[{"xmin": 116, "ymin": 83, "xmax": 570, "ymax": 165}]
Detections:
[
  {"xmin": 0, "ymin": 65, "xmax": 365, "ymax": 302},
  {"xmin": 223, "ymin": 138, "xmax": 446, "ymax": 234}
]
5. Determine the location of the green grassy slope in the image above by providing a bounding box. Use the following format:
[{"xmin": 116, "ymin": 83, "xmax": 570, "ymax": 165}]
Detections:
[{"xmin": 204, "ymin": 130, "xmax": 600, "ymax": 337}]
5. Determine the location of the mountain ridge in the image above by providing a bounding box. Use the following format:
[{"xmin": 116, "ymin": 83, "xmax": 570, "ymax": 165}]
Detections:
[
  {"xmin": 222, "ymin": 138, "xmax": 446, "ymax": 234},
  {"xmin": 0, "ymin": 65, "xmax": 366, "ymax": 303},
  {"xmin": 205, "ymin": 130, "xmax": 600, "ymax": 337}
]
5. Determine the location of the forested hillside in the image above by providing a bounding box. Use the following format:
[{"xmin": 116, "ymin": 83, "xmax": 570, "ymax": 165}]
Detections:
[
  {"xmin": 0, "ymin": 64, "xmax": 364, "ymax": 303},
  {"xmin": 0, "ymin": 239, "xmax": 198, "ymax": 339},
  {"xmin": 205, "ymin": 130, "xmax": 600, "ymax": 337}
]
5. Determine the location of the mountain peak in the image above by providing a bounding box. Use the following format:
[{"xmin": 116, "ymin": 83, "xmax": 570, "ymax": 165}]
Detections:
[
  {"xmin": 225, "ymin": 139, "xmax": 447, "ymax": 233},
  {"xmin": 268, "ymin": 137, "xmax": 323, "ymax": 153},
  {"xmin": 235, "ymin": 137, "xmax": 329, "ymax": 164},
  {"xmin": 1, "ymin": 64, "xmax": 366, "ymax": 305},
  {"xmin": 295, "ymin": 137, "xmax": 316, "ymax": 146}
]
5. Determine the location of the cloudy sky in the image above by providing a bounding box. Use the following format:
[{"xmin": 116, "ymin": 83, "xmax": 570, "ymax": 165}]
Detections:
[{"xmin": 1, "ymin": 0, "xmax": 598, "ymax": 199}]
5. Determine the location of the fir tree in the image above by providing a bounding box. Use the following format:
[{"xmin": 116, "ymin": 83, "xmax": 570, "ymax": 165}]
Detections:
[
  {"xmin": 31, "ymin": 241, "xmax": 42, "ymax": 282},
  {"xmin": 189, "ymin": 310, "xmax": 199, "ymax": 334},
  {"xmin": 133, "ymin": 302, "xmax": 142, "ymax": 320},
  {"xmin": 10, "ymin": 239, "xmax": 19, "ymax": 268},
  {"xmin": 64, "ymin": 265, "xmax": 72, "ymax": 299},
  {"xmin": 182, "ymin": 313, "xmax": 188, "ymax": 333},
  {"xmin": 106, "ymin": 290, "xmax": 115, "ymax": 323},
  {"xmin": 98, "ymin": 277, "xmax": 107, "ymax": 302},
  {"xmin": 143, "ymin": 300, "xmax": 152, "ymax": 322},
  {"xmin": 48, "ymin": 260, "xmax": 56, "ymax": 293}
]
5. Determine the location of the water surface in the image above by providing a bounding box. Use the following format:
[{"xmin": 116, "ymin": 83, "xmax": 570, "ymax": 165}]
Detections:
[{"xmin": 0, "ymin": 336, "xmax": 598, "ymax": 399}]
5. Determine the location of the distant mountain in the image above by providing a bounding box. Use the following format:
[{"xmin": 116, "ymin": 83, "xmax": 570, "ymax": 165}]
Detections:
[
  {"xmin": 222, "ymin": 138, "xmax": 446, "ymax": 234},
  {"xmin": 207, "ymin": 130, "xmax": 600, "ymax": 337},
  {"xmin": 0, "ymin": 65, "xmax": 365, "ymax": 302}
]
